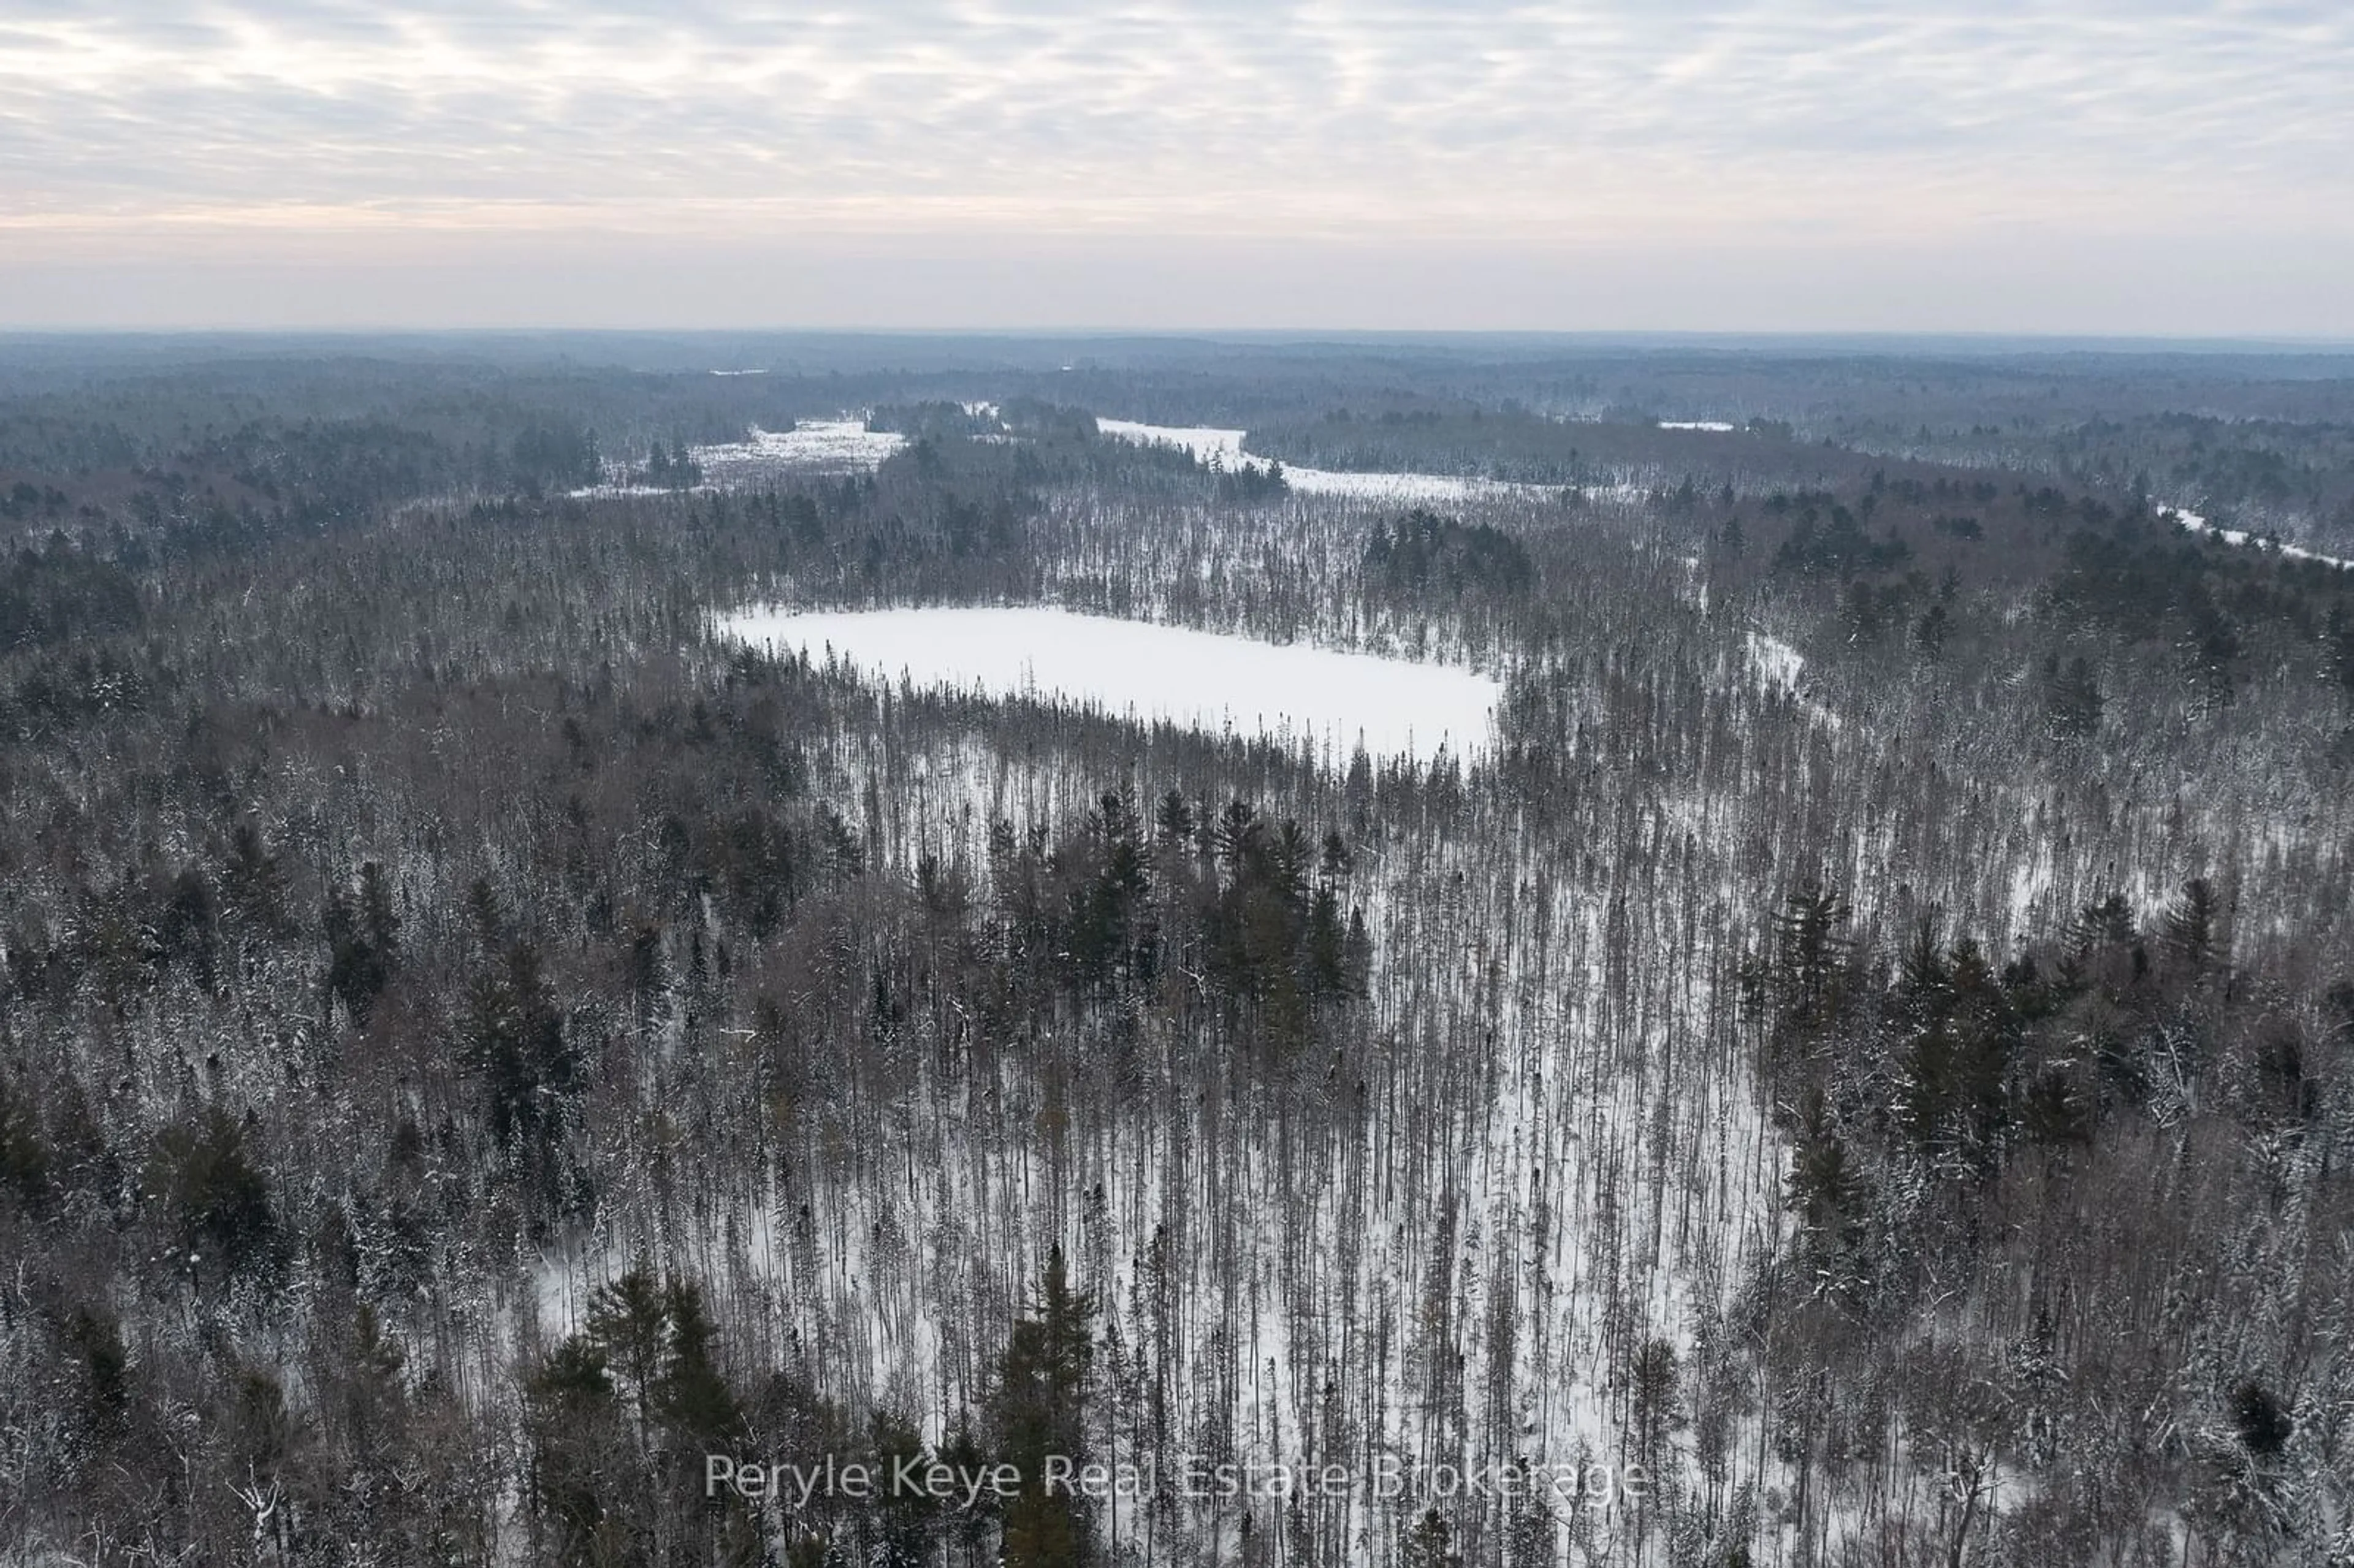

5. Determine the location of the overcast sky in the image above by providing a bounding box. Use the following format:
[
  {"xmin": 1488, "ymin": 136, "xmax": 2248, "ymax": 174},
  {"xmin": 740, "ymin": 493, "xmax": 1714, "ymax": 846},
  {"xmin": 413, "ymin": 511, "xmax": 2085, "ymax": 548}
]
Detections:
[{"xmin": 2, "ymin": 2, "xmax": 2348, "ymax": 334}]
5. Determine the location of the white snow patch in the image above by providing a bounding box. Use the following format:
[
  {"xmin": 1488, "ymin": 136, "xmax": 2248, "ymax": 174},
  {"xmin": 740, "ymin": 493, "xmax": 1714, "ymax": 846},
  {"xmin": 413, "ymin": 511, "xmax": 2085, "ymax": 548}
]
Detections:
[
  {"xmin": 1287, "ymin": 466, "xmax": 1559, "ymax": 504},
  {"xmin": 565, "ymin": 481, "xmax": 693, "ymax": 500},
  {"xmin": 1095, "ymin": 419, "xmax": 1247, "ymax": 465},
  {"xmin": 719, "ymin": 604, "xmax": 1500, "ymax": 764},
  {"xmin": 568, "ymin": 419, "xmax": 907, "ymax": 497},
  {"xmin": 1096, "ymin": 418, "xmax": 1569, "ymax": 505},
  {"xmin": 2160, "ymin": 506, "xmax": 2352, "ymax": 570},
  {"xmin": 695, "ymin": 420, "xmax": 905, "ymax": 482},
  {"xmin": 1659, "ymin": 420, "xmax": 1737, "ymax": 433},
  {"xmin": 1740, "ymin": 630, "xmax": 1843, "ymax": 728},
  {"xmin": 1746, "ymin": 631, "xmax": 1805, "ymax": 690}
]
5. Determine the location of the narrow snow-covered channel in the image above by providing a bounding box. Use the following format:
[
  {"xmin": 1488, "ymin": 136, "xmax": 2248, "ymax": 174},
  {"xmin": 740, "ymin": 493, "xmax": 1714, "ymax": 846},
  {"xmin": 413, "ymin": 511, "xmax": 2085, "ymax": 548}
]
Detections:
[
  {"xmin": 720, "ymin": 605, "xmax": 1500, "ymax": 764},
  {"xmin": 2159, "ymin": 505, "xmax": 2352, "ymax": 570}
]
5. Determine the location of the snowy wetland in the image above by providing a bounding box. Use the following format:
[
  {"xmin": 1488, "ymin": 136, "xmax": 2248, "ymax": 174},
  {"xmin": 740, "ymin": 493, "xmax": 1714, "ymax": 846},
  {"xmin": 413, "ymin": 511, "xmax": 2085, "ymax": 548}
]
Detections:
[{"xmin": 718, "ymin": 604, "xmax": 1503, "ymax": 764}]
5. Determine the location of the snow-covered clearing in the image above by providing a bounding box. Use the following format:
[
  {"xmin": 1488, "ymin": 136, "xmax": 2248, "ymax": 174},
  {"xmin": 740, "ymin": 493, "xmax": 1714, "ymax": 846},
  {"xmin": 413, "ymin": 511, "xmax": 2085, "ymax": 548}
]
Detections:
[
  {"xmin": 569, "ymin": 418, "xmax": 905, "ymax": 497},
  {"xmin": 2160, "ymin": 504, "xmax": 2352, "ymax": 570},
  {"xmin": 694, "ymin": 421, "xmax": 906, "ymax": 482},
  {"xmin": 718, "ymin": 604, "xmax": 1501, "ymax": 766},
  {"xmin": 1096, "ymin": 419, "xmax": 1570, "ymax": 506}
]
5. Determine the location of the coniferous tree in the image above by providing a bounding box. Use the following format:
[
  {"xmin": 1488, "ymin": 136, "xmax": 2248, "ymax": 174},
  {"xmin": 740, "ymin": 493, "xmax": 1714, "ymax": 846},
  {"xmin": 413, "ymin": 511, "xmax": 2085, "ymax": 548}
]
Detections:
[
  {"xmin": 324, "ymin": 861, "xmax": 400, "ymax": 1024},
  {"xmin": 1403, "ymin": 1507, "xmax": 1463, "ymax": 1568},
  {"xmin": 1772, "ymin": 883, "xmax": 1850, "ymax": 1027},
  {"xmin": 525, "ymin": 1337, "xmax": 623, "ymax": 1564},
  {"xmin": 0, "ymin": 1070, "xmax": 52, "ymax": 1211},
  {"xmin": 148, "ymin": 1103, "xmax": 276, "ymax": 1276},
  {"xmin": 222, "ymin": 821, "xmax": 296, "ymax": 941},
  {"xmin": 994, "ymin": 1245, "xmax": 1095, "ymax": 1568},
  {"xmin": 459, "ymin": 911, "xmax": 581, "ymax": 1203},
  {"xmin": 2160, "ymin": 877, "xmax": 2225, "ymax": 975}
]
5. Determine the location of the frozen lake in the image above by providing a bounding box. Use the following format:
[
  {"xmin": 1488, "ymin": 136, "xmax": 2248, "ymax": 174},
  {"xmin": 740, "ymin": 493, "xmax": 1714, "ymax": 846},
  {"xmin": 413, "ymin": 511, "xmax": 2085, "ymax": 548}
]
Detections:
[{"xmin": 719, "ymin": 605, "xmax": 1500, "ymax": 764}]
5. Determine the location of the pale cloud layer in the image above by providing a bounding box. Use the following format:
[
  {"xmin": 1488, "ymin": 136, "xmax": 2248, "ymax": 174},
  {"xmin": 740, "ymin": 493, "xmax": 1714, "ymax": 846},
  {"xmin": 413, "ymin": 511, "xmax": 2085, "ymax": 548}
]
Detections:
[{"xmin": 1, "ymin": 3, "xmax": 2348, "ymax": 332}]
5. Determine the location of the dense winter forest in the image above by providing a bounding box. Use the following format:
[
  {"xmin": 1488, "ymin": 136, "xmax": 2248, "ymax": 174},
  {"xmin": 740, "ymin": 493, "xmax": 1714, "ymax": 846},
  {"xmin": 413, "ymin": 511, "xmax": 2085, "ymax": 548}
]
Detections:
[{"xmin": 1, "ymin": 334, "xmax": 2351, "ymax": 1567}]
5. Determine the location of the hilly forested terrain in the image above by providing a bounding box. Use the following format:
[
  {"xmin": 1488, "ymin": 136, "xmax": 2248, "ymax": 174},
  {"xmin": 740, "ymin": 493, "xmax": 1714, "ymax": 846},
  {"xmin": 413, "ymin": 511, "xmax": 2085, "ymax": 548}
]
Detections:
[{"xmin": 1, "ymin": 335, "xmax": 2351, "ymax": 1568}]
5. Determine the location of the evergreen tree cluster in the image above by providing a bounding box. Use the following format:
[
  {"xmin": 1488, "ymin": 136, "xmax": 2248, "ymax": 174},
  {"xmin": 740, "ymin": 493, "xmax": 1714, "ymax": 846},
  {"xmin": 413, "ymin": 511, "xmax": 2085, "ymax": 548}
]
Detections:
[{"xmin": 1363, "ymin": 508, "xmax": 1534, "ymax": 599}]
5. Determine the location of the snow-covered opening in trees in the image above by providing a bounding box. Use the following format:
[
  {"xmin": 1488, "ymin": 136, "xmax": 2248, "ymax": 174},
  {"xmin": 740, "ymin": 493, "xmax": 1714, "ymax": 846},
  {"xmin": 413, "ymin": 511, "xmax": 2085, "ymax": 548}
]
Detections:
[
  {"xmin": 720, "ymin": 605, "xmax": 1501, "ymax": 765},
  {"xmin": 692, "ymin": 421, "xmax": 905, "ymax": 483},
  {"xmin": 1095, "ymin": 417, "xmax": 1569, "ymax": 504},
  {"xmin": 1745, "ymin": 630, "xmax": 1805, "ymax": 690},
  {"xmin": 2159, "ymin": 504, "xmax": 2353, "ymax": 570},
  {"xmin": 569, "ymin": 419, "xmax": 905, "ymax": 497}
]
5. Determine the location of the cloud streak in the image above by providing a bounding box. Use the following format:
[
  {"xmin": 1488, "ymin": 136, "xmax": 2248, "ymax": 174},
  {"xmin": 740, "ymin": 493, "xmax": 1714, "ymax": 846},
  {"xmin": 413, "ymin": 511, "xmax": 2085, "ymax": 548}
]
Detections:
[{"xmin": 1, "ymin": 2, "xmax": 2347, "ymax": 329}]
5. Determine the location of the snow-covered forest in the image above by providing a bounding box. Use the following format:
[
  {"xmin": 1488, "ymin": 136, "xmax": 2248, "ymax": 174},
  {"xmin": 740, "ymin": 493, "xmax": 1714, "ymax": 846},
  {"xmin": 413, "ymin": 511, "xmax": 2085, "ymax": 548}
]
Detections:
[{"xmin": 2, "ymin": 337, "xmax": 2351, "ymax": 1567}]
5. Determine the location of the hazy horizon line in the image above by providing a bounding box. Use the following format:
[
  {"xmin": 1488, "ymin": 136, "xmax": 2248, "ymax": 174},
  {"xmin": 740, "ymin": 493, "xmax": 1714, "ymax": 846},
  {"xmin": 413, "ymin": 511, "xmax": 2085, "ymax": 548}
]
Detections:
[{"xmin": 7, "ymin": 325, "xmax": 2353, "ymax": 354}]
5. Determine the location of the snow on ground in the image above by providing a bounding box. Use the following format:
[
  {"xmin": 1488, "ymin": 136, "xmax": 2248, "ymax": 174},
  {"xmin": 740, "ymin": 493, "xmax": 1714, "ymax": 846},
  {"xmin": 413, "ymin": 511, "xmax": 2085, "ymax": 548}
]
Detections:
[
  {"xmin": 1745, "ymin": 631, "xmax": 1805, "ymax": 691},
  {"xmin": 569, "ymin": 419, "xmax": 906, "ymax": 497},
  {"xmin": 1739, "ymin": 630, "xmax": 1845, "ymax": 733},
  {"xmin": 564, "ymin": 481, "xmax": 695, "ymax": 500},
  {"xmin": 1287, "ymin": 466, "xmax": 1561, "ymax": 504},
  {"xmin": 694, "ymin": 421, "xmax": 905, "ymax": 483},
  {"xmin": 2160, "ymin": 505, "xmax": 2352, "ymax": 569},
  {"xmin": 1096, "ymin": 419, "xmax": 1249, "ymax": 466},
  {"xmin": 1658, "ymin": 420, "xmax": 1737, "ymax": 433},
  {"xmin": 2166, "ymin": 506, "xmax": 2252, "ymax": 548},
  {"xmin": 719, "ymin": 604, "xmax": 1501, "ymax": 765},
  {"xmin": 1096, "ymin": 418, "xmax": 1569, "ymax": 506},
  {"xmin": 533, "ymin": 712, "xmax": 1779, "ymax": 1563}
]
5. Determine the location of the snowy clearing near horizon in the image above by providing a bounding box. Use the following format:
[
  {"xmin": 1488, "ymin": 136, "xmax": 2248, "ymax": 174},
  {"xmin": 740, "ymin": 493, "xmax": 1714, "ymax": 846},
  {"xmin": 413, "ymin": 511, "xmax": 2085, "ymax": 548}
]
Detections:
[
  {"xmin": 1096, "ymin": 417, "xmax": 1567, "ymax": 504},
  {"xmin": 568, "ymin": 419, "xmax": 904, "ymax": 497},
  {"xmin": 695, "ymin": 421, "xmax": 904, "ymax": 483},
  {"xmin": 1660, "ymin": 419, "xmax": 1737, "ymax": 432},
  {"xmin": 720, "ymin": 604, "xmax": 1500, "ymax": 764}
]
